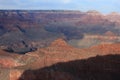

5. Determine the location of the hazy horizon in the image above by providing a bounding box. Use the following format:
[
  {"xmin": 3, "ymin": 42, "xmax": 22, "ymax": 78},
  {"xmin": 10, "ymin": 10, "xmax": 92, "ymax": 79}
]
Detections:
[{"xmin": 0, "ymin": 0, "xmax": 119, "ymax": 14}]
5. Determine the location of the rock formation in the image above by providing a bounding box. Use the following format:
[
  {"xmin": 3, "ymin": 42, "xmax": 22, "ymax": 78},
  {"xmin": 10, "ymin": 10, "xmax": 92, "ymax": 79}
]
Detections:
[
  {"xmin": 0, "ymin": 10, "xmax": 120, "ymax": 80},
  {"xmin": 0, "ymin": 10, "xmax": 120, "ymax": 53},
  {"xmin": 0, "ymin": 39, "xmax": 120, "ymax": 80}
]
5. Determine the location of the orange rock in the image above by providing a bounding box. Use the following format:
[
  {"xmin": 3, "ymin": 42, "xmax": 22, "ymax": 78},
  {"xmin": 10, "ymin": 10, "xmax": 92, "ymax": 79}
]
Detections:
[
  {"xmin": 0, "ymin": 57, "xmax": 22, "ymax": 68},
  {"xmin": 10, "ymin": 69, "xmax": 23, "ymax": 80}
]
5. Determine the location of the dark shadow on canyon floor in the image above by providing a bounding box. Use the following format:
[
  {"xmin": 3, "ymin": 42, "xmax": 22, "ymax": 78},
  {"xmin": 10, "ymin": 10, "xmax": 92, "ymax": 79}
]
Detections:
[{"xmin": 19, "ymin": 54, "xmax": 120, "ymax": 80}]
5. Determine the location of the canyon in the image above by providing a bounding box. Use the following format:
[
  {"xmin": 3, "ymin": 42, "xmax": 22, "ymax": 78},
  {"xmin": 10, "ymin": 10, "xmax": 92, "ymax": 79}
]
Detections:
[
  {"xmin": 0, "ymin": 10, "xmax": 120, "ymax": 80},
  {"xmin": 0, "ymin": 10, "xmax": 120, "ymax": 53}
]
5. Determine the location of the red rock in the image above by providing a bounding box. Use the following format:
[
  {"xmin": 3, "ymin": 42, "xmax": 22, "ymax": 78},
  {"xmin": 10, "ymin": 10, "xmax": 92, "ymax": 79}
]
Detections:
[
  {"xmin": 0, "ymin": 57, "xmax": 18, "ymax": 68},
  {"xmin": 10, "ymin": 69, "xmax": 23, "ymax": 80}
]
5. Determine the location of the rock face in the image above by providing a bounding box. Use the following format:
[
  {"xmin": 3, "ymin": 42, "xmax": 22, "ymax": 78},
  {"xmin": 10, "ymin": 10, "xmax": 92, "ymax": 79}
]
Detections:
[
  {"xmin": 50, "ymin": 39, "xmax": 70, "ymax": 47},
  {"xmin": 0, "ymin": 10, "xmax": 120, "ymax": 80},
  {"xmin": 0, "ymin": 10, "xmax": 120, "ymax": 53},
  {"xmin": 0, "ymin": 39, "xmax": 120, "ymax": 80},
  {"xmin": 19, "ymin": 55, "xmax": 120, "ymax": 80},
  {"xmin": 106, "ymin": 12, "xmax": 120, "ymax": 22}
]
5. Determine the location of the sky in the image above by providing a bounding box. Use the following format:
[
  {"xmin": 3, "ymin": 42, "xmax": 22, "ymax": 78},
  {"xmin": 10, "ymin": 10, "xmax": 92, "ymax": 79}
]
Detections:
[{"xmin": 0, "ymin": 0, "xmax": 119, "ymax": 13}]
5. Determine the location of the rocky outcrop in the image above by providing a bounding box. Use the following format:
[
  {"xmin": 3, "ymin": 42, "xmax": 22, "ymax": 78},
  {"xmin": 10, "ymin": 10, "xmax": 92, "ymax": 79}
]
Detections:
[
  {"xmin": 90, "ymin": 43, "xmax": 120, "ymax": 55},
  {"xmin": 19, "ymin": 55, "xmax": 120, "ymax": 80},
  {"xmin": 106, "ymin": 12, "xmax": 120, "ymax": 22}
]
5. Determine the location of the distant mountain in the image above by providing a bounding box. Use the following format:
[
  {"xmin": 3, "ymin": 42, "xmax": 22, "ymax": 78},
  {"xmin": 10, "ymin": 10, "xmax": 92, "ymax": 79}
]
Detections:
[{"xmin": 106, "ymin": 12, "xmax": 120, "ymax": 22}]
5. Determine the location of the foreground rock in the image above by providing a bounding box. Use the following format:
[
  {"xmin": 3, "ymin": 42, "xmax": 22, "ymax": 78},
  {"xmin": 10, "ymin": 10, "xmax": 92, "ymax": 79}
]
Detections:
[{"xmin": 19, "ymin": 55, "xmax": 120, "ymax": 80}]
